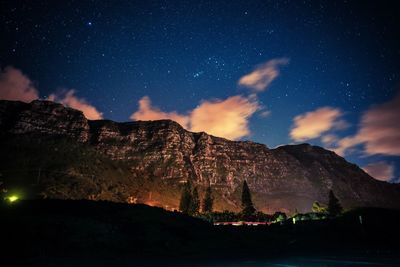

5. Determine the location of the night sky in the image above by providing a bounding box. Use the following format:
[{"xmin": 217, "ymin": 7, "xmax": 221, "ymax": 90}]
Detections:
[{"xmin": 1, "ymin": 1, "xmax": 400, "ymax": 182}]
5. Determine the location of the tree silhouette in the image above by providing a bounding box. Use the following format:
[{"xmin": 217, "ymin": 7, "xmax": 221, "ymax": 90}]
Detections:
[
  {"xmin": 190, "ymin": 186, "xmax": 200, "ymax": 215},
  {"xmin": 179, "ymin": 181, "xmax": 192, "ymax": 214},
  {"xmin": 272, "ymin": 211, "xmax": 287, "ymax": 223},
  {"xmin": 202, "ymin": 185, "xmax": 214, "ymax": 213},
  {"xmin": 241, "ymin": 180, "xmax": 256, "ymax": 218},
  {"xmin": 328, "ymin": 190, "xmax": 343, "ymax": 217}
]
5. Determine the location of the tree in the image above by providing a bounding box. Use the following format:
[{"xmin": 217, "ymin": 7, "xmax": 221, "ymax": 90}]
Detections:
[
  {"xmin": 241, "ymin": 180, "xmax": 256, "ymax": 218},
  {"xmin": 312, "ymin": 201, "xmax": 328, "ymax": 213},
  {"xmin": 179, "ymin": 181, "xmax": 192, "ymax": 214},
  {"xmin": 202, "ymin": 185, "xmax": 214, "ymax": 213},
  {"xmin": 190, "ymin": 186, "xmax": 200, "ymax": 215},
  {"xmin": 272, "ymin": 211, "xmax": 287, "ymax": 223},
  {"xmin": 328, "ymin": 190, "xmax": 343, "ymax": 217}
]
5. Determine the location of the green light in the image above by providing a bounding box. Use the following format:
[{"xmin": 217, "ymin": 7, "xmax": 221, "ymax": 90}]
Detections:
[
  {"xmin": 6, "ymin": 195, "xmax": 19, "ymax": 203},
  {"xmin": 292, "ymin": 217, "xmax": 296, "ymax": 224}
]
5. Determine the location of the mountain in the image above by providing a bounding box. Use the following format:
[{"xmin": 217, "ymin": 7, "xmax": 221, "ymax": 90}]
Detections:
[{"xmin": 1, "ymin": 99, "xmax": 399, "ymax": 213}]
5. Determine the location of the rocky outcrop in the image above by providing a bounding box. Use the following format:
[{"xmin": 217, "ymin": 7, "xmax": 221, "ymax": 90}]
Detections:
[
  {"xmin": 0, "ymin": 100, "xmax": 89, "ymax": 142},
  {"xmin": 1, "ymin": 99, "xmax": 399, "ymax": 212}
]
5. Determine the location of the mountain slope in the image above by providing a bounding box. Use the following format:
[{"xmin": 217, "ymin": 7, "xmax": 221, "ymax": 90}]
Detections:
[{"xmin": 1, "ymin": 99, "xmax": 399, "ymax": 213}]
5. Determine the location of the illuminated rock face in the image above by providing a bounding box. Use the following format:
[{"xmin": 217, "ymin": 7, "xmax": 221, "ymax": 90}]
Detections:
[{"xmin": 1, "ymin": 99, "xmax": 400, "ymax": 213}]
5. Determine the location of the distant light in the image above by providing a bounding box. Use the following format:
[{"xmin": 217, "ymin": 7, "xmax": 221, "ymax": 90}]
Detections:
[
  {"xmin": 88, "ymin": 22, "xmax": 92, "ymax": 26},
  {"xmin": 6, "ymin": 195, "xmax": 19, "ymax": 203},
  {"xmin": 292, "ymin": 217, "xmax": 296, "ymax": 224}
]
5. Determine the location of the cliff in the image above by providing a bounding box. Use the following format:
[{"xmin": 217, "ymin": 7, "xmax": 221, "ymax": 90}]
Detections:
[{"xmin": 1, "ymin": 99, "xmax": 399, "ymax": 213}]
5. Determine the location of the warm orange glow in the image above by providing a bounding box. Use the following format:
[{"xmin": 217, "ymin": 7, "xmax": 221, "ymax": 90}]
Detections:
[
  {"xmin": 190, "ymin": 95, "xmax": 259, "ymax": 140},
  {"xmin": 0, "ymin": 66, "xmax": 39, "ymax": 102}
]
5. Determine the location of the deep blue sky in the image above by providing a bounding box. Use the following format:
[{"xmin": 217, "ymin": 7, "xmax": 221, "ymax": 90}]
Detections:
[{"xmin": 1, "ymin": 0, "xmax": 399, "ymax": 181}]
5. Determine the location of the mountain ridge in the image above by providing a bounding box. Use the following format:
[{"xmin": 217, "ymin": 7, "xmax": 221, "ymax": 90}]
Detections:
[{"xmin": 1, "ymin": 99, "xmax": 399, "ymax": 213}]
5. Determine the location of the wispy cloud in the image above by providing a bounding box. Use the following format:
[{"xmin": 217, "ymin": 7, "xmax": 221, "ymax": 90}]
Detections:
[
  {"xmin": 321, "ymin": 134, "xmax": 339, "ymax": 146},
  {"xmin": 48, "ymin": 90, "xmax": 103, "ymax": 120},
  {"xmin": 290, "ymin": 107, "xmax": 348, "ymax": 142},
  {"xmin": 363, "ymin": 161, "xmax": 394, "ymax": 182},
  {"xmin": 0, "ymin": 66, "xmax": 39, "ymax": 102},
  {"xmin": 130, "ymin": 96, "xmax": 190, "ymax": 128},
  {"xmin": 131, "ymin": 95, "xmax": 259, "ymax": 140},
  {"xmin": 259, "ymin": 110, "xmax": 271, "ymax": 118},
  {"xmin": 334, "ymin": 93, "xmax": 400, "ymax": 156},
  {"xmin": 238, "ymin": 58, "xmax": 289, "ymax": 92}
]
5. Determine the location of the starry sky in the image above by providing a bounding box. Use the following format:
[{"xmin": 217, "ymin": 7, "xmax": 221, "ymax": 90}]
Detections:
[{"xmin": 1, "ymin": 0, "xmax": 400, "ymax": 182}]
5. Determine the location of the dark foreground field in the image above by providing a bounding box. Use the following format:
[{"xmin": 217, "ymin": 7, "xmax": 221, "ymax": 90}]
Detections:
[{"xmin": 2, "ymin": 200, "xmax": 400, "ymax": 266}]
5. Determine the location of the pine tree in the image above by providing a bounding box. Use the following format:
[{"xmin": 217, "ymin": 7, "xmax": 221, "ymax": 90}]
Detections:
[
  {"xmin": 327, "ymin": 190, "xmax": 343, "ymax": 217},
  {"xmin": 241, "ymin": 180, "xmax": 256, "ymax": 218},
  {"xmin": 202, "ymin": 185, "xmax": 214, "ymax": 213},
  {"xmin": 179, "ymin": 181, "xmax": 192, "ymax": 214},
  {"xmin": 190, "ymin": 186, "xmax": 200, "ymax": 215}
]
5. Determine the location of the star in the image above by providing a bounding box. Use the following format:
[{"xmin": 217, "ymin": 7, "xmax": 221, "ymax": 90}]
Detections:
[{"xmin": 193, "ymin": 71, "xmax": 204, "ymax": 78}]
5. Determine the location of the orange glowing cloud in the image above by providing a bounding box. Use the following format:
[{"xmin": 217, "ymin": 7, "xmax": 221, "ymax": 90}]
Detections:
[
  {"xmin": 0, "ymin": 66, "xmax": 39, "ymax": 102},
  {"xmin": 334, "ymin": 93, "xmax": 400, "ymax": 156},
  {"xmin": 363, "ymin": 161, "xmax": 394, "ymax": 182},
  {"xmin": 238, "ymin": 58, "xmax": 289, "ymax": 92},
  {"xmin": 48, "ymin": 90, "xmax": 103, "ymax": 120},
  {"xmin": 130, "ymin": 96, "xmax": 190, "ymax": 128},
  {"xmin": 190, "ymin": 95, "xmax": 259, "ymax": 140},
  {"xmin": 290, "ymin": 107, "xmax": 347, "ymax": 141},
  {"xmin": 131, "ymin": 95, "xmax": 259, "ymax": 140}
]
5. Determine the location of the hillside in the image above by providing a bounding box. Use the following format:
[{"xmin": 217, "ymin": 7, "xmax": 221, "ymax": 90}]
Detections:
[{"xmin": 1, "ymin": 99, "xmax": 399, "ymax": 212}]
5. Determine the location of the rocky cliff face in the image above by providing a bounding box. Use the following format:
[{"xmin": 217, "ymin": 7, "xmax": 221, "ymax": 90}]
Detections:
[
  {"xmin": 0, "ymin": 100, "xmax": 89, "ymax": 141},
  {"xmin": 1, "ymin": 99, "xmax": 399, "ymax": 213}
]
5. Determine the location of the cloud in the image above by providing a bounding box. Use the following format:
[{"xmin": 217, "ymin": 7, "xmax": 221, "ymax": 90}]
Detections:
[
  {"xmin": 238, "ymin": 58, "xmax": 289, "ymax": 92},
  {"xmin": 49, "ymin": 90, "xmax": 103, "ymax": 120},
  {"xmin": 130, "ymin": 96, "xmax": 190, "ymax": 128},
  {"xmin": 362, "ymin": 161, "xmax": 394, "ymax": 182},
  {"xmin": 190, "ymin": 95, "xmax": 259, "ymax": 140},
  {"xmin": 334, "ymin": 93, "xmax": 400, "ymax": 156},
  {"xmin": 259, "ymin": 110, "xmax": 271, "ymax": 118},
  {"xmin": 332, "ymin": 136, "xmax": 359, "ymax": 156},
  {"xmin": 0, "ymin": 66, "xmax": 39, "ymax": 102},
  {"xmin": 321, "ymin": 134, "xmax": 339, "ymax": 146},
  {"xmin": 290, "ymin": 107, "xmax": 347, "ymax": 141},
  {"xmin": 130, "ymin": 95, "xmax": 259, "ymax": 140}
]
